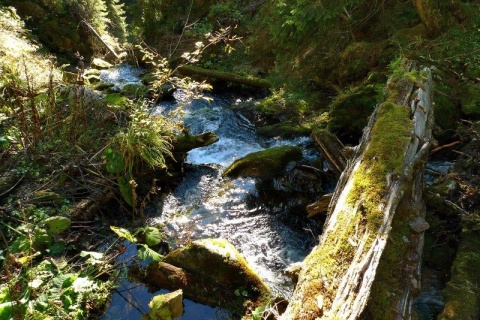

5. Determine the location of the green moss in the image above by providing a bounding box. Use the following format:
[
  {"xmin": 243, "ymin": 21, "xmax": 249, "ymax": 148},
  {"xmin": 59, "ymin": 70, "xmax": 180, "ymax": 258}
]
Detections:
[
  {"xmin": 121, "ymin": 84, "xmax": 148, "ymax": 99},
  {"xmin": 434, "ymin": 83, "xmax": 461, "ymax": 137},
  {"xmin": 439, "ymin": 231, "xmax": 480, "ymax": 320},
  {"xmin": 459, "ymin": 83, "xmax": 480, "ymax": 118},
  {"xmin": 289, "ymin": 78, "xmax": 413, "ymax": 317},
  {"xmin": 103, "ymin": 93, "xmax": 130, "ymax": 107},
  {"xmin": 163, "ymin": 238, "xmax": 271, "ymax": 311},
  {"xmin": 257, "ymin": 122, "xmax": 311, "ymax": 138},
  {"xmin": 367, "ymin": 199, "xmax": 416, "ymax": 320},
  {"xmin": 336, "ymin": 41, "xmax": 389, "ymax": 82},
  {"xmin": 223, "ymin": 146, "xmax": 303, "ymax": 180},
  {"xmin": 328, "ymin": 85, "xmax": 381, "ymax": 143},
  {"xmin": 347, "ymin": 101, "xmax": 412, "ymax": 230},
  {"xmin": 255, "ymin": 89, "xmax": 315, "ymax": 121}
]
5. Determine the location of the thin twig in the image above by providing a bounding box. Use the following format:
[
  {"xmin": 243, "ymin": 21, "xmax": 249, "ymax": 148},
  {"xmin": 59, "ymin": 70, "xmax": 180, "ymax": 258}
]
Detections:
[{"xmin": 430, "ymin": 140, "xmax": 462, "ymax": 155}]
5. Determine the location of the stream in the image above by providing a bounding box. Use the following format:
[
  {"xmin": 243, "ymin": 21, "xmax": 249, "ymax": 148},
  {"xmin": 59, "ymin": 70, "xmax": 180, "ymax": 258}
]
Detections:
[
  {"xmin": 100, "ymin": 65, "xmax": 450, "ymax": 320},
  {"xmin": 101, "ymin": 65, "xmax": 323, "ymax": 319}
]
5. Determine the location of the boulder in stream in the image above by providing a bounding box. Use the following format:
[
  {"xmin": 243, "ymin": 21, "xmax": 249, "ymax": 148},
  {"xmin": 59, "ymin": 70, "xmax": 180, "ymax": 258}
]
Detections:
[
  {"xmin": 223, "ymin": 146, "xmax": 302, "ymax": 180},
  {"xmin": 145, "ymin": 238, "xmax": 271, "ymax": 313},
  {"xmin": 141, "ymin": 289, "xmax": 183, "ymax": 320}
]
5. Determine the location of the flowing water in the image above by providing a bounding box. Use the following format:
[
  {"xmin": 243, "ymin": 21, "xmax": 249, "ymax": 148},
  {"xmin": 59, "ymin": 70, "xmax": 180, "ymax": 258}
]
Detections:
[
  {"xmin": 100, "ymin": 65, "xmax": 450, "ymax": 320},
  {"xmin": 100, "ymin": 66, "xmax": 323, "ymax": 319},
  {"xmin": 151, "ymin": 92, "xmax": 322, "ymax": 298}
]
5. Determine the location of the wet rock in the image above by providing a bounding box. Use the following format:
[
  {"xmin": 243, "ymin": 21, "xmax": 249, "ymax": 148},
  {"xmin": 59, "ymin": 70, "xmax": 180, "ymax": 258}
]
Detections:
[
  {"xmin": 121, "ymin": 83, "xmax": 148, "ymax": 98},
  {"xmin": 141, "ymin": 289, "xmax": 183, "ymax": 320},
  {"xmin": 146, "ymin": 238, "xmax": 271, "ymax": 313},
  {"xmin": 223, "ymin": 146, "xmax": 303, "ymax": 180},
  {"xmin": 173, "ymin": 131, "xmax": 219, "ymax": 153},
  {"xmin": 29, "ymin": 191, "xmax": 63, "ymax": 205},
  {"xmin": 91, "ymin": 58, "xmax": 113, "ymax": 69},
  {"xmin": 285, "ymin": 262, "xmax": 303, "ymax": 285},
  {"xmin": 409, "ymin": 217, "xmax": 430, "ymax": 233}
]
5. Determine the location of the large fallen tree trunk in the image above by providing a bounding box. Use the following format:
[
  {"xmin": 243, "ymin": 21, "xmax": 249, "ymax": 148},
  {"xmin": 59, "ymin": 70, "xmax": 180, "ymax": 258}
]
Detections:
[
  {"xmin": 281, "ymin": 61, "xmax": 434, "ymax": 319},
  {"xmin": 177, "ymin": 65, "xmax": 271, "ymax": 88}
]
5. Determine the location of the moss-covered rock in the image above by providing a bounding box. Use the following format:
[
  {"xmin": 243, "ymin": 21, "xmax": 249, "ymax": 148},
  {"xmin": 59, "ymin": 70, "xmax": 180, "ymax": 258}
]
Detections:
[
  {"xmin": 121, "ymin": 83, "xmax": 148, "ymax": 99},
  {"xmin": 223, "ymin": 146, "xmax": 303, "ymax": 180},
  {"xmin": 172, "ymin": 131, "xmax": 219, "ymax": 153},
  {"xmin": 328, "ymin": 85, "xmax": 379, "ymax": 143},
  {"xmin": 141, "ymin": 290, "xmax": 183, "ymax": 320},
  {"xmin": 28, "ymin": 191, "xmax": 63, "ymax": 206},
  {"xmin": 147, "ymin": 238, "xmax": 271, "ymax": 313}
]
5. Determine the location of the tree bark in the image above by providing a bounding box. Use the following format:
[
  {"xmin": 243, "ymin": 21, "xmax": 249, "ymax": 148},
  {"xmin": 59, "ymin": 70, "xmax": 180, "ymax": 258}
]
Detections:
[
  {"xmin": 411, "ymin": 0, "xmax": 463, "ymax": 36},
  {"xmin": 81, "ymin": 19, "xmax": 121, "ymax": 61},
  {"xmin": 281, "ymin": 61, "xmax": 435, "ymax": 319},
  {"xmin": 311, "ymin": 129, "xmax": 347, "ymax": 177}
]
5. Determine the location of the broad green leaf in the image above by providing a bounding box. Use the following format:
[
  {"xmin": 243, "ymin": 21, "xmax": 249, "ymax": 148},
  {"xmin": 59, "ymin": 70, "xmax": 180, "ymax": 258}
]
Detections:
[
  {"xmin": 80, "ymin": 251, "xmax": 104, "ymax": 265},
  {"xmin": 34, "ymin": 228, "xmax": 53, "ymax": 245},
  {"xmin": 52, "ymin": 273, "xmax": 76, "ymax": 290},
  {"xmin": 0, "ymin": 301, "xmax": 14, "ymax": 320},
  {"xmin": 47, "ymin": 242, "xmax": 66, "ymax": 256},
  {"xmin": 10, "ymin": 236, "xmax": 30, "ymax": 253},
  {"xmin": 28, "ymin": 278, "xmax": 43, "ymax": 289},
  {"xmin": 0, "ymin": 287, "xmax": 11, "ymax": 303},
  {"xmin": 105, "ymin": 148, "xmax": 124, "ymax": 174},
  {"xmin": 80, "ymin": 251, "xmax": 104, "ymax": 259},
  {"xmin": 44, "ymin": 216, "xmax": 71, "ymax": 235},
  {"xmin": 118, "ymin": 177, "xmax": 133, "ymax": 206},
  {"xmin": 137, "ymin": 244, "xmax": 162, "ymax": 261},
  {"xmin": 252, "ymin": 305, "xmax": 266, "ymax": 320},
  {"xmin": 110, "ymin": 226, "xmax": 136, "ymax": 243},
  {"xmin": 145, "ymin": 226, "xmax": 162, "ymax": 247},
  {"xmin": 72, "ymin": 277, "xmax": 97, "ymax": 293},
  {"xmin": 0, "ymin": 136, "xmax": 9, "ymax": 149},
  {"xmin": 104, "ymin": 93, "xmax": 129, "ymax": 107}
]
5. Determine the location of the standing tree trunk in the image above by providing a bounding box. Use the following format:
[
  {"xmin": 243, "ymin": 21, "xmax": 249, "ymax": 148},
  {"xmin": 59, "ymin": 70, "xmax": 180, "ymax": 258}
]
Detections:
[
  {"xmin": 281, "ymin": 61, "xmax": 435, "ymax": 320},
  {"xmin": 411, "ymin": 0, "xmax": 463, "ymax": 36}
]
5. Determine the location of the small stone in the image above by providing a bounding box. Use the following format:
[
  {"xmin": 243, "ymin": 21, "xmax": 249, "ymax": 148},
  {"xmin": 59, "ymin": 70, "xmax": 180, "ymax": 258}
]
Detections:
[
  {"xmin": 409, "ymin": 217, "xmax": 430, "ymax": 233},
  {"xmin": 144, "ymin": 289, "xmax": 183, "ymax": 320},
  {"xmin": 317, "ymin": 295, "xmax": 324, "ymax": 309}
]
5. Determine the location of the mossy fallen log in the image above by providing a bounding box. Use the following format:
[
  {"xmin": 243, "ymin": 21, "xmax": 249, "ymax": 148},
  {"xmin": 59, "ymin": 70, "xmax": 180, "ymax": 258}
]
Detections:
[
  {"xmin": 281, "ymin": 61, "xmax": 435, "ymax": 319},
  {"xmin": 177, "ymin": 65, "xmax": 271, "ymax": 88}
]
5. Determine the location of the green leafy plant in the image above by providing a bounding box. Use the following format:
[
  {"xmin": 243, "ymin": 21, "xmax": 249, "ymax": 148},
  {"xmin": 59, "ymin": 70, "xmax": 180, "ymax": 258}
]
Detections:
[{"xmin": 110, "ymin": 225, "xmax": 164, "ymax": 262}]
